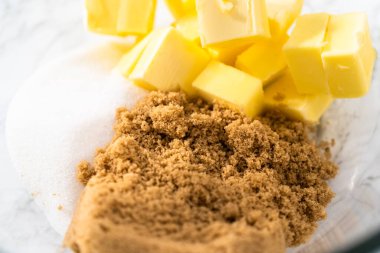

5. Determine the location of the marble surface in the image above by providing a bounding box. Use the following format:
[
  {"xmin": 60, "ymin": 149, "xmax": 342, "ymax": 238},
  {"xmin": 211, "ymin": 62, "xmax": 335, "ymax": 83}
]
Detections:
[
  {"xmin": 0, "ymin": 1, "xmax": 89, "ymax": 252},
  {"xmin": 0, "ymin": 1, "xmax": 380, "ymax": 253}
]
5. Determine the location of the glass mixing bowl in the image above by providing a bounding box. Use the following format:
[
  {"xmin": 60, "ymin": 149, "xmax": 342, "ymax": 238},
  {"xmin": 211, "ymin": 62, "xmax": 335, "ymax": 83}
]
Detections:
[
  {"xmin": 289, "ymin": 1, "xmax": 380, "ymax": 252},
  {"xmin": 3, "ymin": 1, "xmax": 380, "ymax": 253}
]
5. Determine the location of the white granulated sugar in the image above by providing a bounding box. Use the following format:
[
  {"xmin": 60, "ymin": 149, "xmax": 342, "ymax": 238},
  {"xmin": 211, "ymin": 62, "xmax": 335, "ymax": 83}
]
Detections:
[{"xmin": 6, "ymin": 44, "xmax": 147, "ymax": 236}]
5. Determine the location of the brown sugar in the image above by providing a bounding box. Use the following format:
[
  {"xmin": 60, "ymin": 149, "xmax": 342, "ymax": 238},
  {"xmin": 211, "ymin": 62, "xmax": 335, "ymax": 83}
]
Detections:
[{"xmin": 65, "ymin": 91, "xmax": 338, "ymax": 253}]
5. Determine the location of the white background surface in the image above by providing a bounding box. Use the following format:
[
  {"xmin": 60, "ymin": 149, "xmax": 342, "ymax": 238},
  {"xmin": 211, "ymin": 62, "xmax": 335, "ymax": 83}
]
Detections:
[
  {"xmin": 0, "ymin": 1, "xmax": 90, "ymax": 252},
  {"xmin": 0, "ymin": 0, "xmax": 380, "ymax": 253}
]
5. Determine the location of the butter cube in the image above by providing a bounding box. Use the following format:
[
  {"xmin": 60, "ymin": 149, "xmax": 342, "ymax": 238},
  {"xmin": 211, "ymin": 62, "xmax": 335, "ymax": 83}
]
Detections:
[
  {"xmin": 206, "ymin": 43, "xmax": 252, "ymax": 65},
  {"xmin": 266, "ymin": 0, "xmax": 304, "ymax": 37},
  {"xmin": 164, "ymin": 0, "xmax": 196, "ymax": 19},
  {"xmin": 129, "ymin": 28, "xmax": 210, "ymax": 95},
  {"xmin": 284, "ymin": 13, "xmax": 330, "ymax": 95},
  {"xmin": 193, "ymin": 61, "xmax": 264, "ymax": 118},
  {"xmin": 173, "ymin": 16, "xmax": 200, "ymax": 43},
  {"xmin": 86, "ymin": 0, "xmax": 119, "ymax": 35},
  {"xmin": 85, "ymin": 0, "xmax": 156, "ymax": 36},
  {"xmin": 322, "ymin": 13, "xmax": 377, "ymax": 98},
  {"xmin": 264, "ymin": 71, "xmax": 333, "ymax": 122},
  {"xmin": 116, "ymin": 0, "xmax": 156, "ymax": 35},
  {"xmin": 197, "ymin": 0, "xmax": 271, "ymax": 47},
  {"xmin": 236, "ymin": 36, "xmax": 288, "ymax": 85},
  {"xmin": 118, "ymin": 30, "xmax": 163, "ymax": 79}
]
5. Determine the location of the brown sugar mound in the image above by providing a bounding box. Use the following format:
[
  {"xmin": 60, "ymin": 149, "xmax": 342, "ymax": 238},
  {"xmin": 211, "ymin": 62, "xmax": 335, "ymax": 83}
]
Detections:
[{"xmin": 65, "ymin": 91, "xmax": 338, "ymax": 253}]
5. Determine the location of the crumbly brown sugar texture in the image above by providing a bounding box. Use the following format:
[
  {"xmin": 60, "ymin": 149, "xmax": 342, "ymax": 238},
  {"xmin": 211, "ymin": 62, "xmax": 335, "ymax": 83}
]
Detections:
[{"xmin": 65, "ymin": 92, "xmax": 338, "ymax": 253}]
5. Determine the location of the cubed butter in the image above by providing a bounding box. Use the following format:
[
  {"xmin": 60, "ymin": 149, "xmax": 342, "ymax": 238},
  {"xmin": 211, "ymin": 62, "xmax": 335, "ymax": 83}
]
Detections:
[
  {"xmin": 118, "ymin": 30, "xmax": 164, "ymax": 79},
  {"xmin": 264, "ymin": 71, "xmax": 333, "ymax": 122},
  {"xmin": 85, "ymin": 0, "xmax": 156, "ymax": 36},
  {"xmin": 322, "ymin": 13, "xmax": 377, "ymax": 98},
  {"xmin": 236, "ymin": 36, "xmax": 288, "ymax": 85},
  {"xmin": 206, "ymin": 43, "xmax": 252, "ymax": 65},
  {"xmin": 86, "ymin": 0, "xmax": 119, "ymax": 35},
  {"xmin": 197, "ymin": 0, "xmax": 270, "ymax": 47},
  {"xmin": 173, "ymin": 16, "xmax": 200, "ymax": 43},
  {"xmin": 116, "ymin": 0, "xmax": 156, "ymax": 35},
  {"xmin": 284, "ymin": 13, "xmax": 330, "ymax": 95},
  {"xmin": 193, "ymin": 61, "xmax": 264, "ymax": 118},
  {"xmin": 266, "ymin": 0, "xmax": 304, "ymax": 37},
  {"xmin": 129, "ymin": 28, "xmax": 210, "ymax": 95},
  {"xmin": 164, "ymin": 0, "xmax": 196, "ymax": 19}
]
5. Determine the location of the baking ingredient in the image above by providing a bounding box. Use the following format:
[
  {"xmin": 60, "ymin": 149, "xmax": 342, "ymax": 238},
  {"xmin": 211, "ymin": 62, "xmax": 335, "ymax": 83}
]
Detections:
[
  {"xmin": 196, "ymin": 0, "xmax": 270, "ymax": 46},
  {"xmin": 5, "ymin": 44, "xmax": 148, "ymax": 236},
  {"xmin": 116, "ymin": 0, "xmax": 156, "ymax": 35},
  {"xmin": 65, "ymin": 91, "xmax": 338, "ymax": 253},
  {"xmin": 266, "ymin": 0, "xmax": 304, "ymax": 37},
  {"xmin": 164, "ymin": 0, "xmax": 196, "ymax": 19},
  {"xmin": 86, "ymin": 0, "xmax": 118, "ymax": 35},
  {"xmin": 322, "ymin": 13, "xmax": 377, "ymax": 98},
  {"xmin": 284, "ymin": 13, "xmax": 330, "ymax": 95},
  {"xmin": 118, "ymin": 30, "xmax": 162, "ymax": 78},
  {"xmin": 206, "ymin": 43, "xmax": 252, "ymax": 65},
  {"xmin": 264, "ymin": 71, "xmax": 333, "ymax": 122},
  {"xmin": 85, "ymin": 0, "xmax": 156, "ymax": 36},
  {"xmin": 193, "ymin": 61, "xmax": 264, "ymax": 118},
  {"xmin": 129, "ymin": 27, "xmax": 210, "ymax": 95},
  {"xmin": 172, "ymin": 15, "xmax": 200, "ymax": 43},
  {"xmin": 236, "ymin": 36, "xmax": 288, "ymax": 85}
]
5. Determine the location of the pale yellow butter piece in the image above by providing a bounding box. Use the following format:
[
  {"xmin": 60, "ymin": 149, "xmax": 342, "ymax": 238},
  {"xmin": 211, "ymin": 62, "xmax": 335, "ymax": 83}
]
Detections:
[
  {"xmin": 85, "ymin": 0, "xmax": 156, "ymax": 36},
  {"xmin": 266, "ymin": 0, "xmax": 304, "ymax": 37},
  {"xmin": 117, "ymin": 0, "xmax": 156, "ymax": 35},
  {"xmin": 86, "ymin": 0, "xmax": 119, "ymax": 35},
  {"xmin": 118, "ymin": 30, "xmax": 164, "ymax": 79},
  {"xmin": 164, "ymin": 0, "xmax": 196, "ymax": 19},
  {"xmin": 264, "ymin": 71, "xmax": 333, "ymax": 122},
  {"xmin": 284, "ymin": 13, "xmax": 330, "ymax": 95},
  {"xmin": 193, "ymin": 61, "xmax": 264, "ymax": 118},
  {"xmin": 129, "ymin": 28, "xmax": 210, "ymax": 95},
  {"xmin": 322, "ymin": 13, "xmax": 377, "ymax": 98},
  {"xmin": 236, "ymin": 36, "xmax": 288, "ymax": 85},
  {"xmin": 196, "ymin": 0, "xmax": 271, "ymax": 47},
  {"xmin": 206, "ymin": 42, "xmax": 252, "ymax": 65},
  {"xmin": 173, "ymin": 16, "xmax": 200, "ymax": 43}
]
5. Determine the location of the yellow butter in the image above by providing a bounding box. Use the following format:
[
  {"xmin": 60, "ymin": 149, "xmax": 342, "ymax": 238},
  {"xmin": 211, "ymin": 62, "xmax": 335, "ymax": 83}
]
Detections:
[
  {"xmin": 193, "ymin": 61, "xmax": 264, "ymax": 118},
  {"xmin": 85, "ymin": 0, "xmax": 156, "ymax": 36},
  {"xmin": 129, "ymin": 28, "xmax": 210, "ymax": 95},
  {"xmin": 197, "ymin": 0, "xmax": 270, "ymax": 47},
  {"xmin": 118, "ymin": 30, "xmax": 164, "ymax": 79},
  {"xmin": 264, "ymin": 71, "xmax": 333, "ymax": 122},
  {"xmin": 164, "ymin": 0, "xmax": 196, "ymax": 19},
  {"xmin": 206, "ymin": 43, "xmax": 252, "ymax": 66},
  {"xmin": 266, "ymin": 0, "xmax": 304, "ymax": 37},
  {"xmin": 284, "ymin": 13, "xmax": 330, "ymax": 95},
  {"xmin": 236, "ymin": 36, "xmax": 288, "ymax": 85},
  {"xmin": 173, "ymin": 16, "xmax": 200, "ymax": 43},
  {"xmin": 86, "ymin": 0, "xmax": 119, "ymax": 35},
  {"xmin": 322, "ymin": 13, "xmax": 377, "ymax": 98},
  {"xmin": 116, "ymin": 0, "xmax": 156, "ymax": 35}
]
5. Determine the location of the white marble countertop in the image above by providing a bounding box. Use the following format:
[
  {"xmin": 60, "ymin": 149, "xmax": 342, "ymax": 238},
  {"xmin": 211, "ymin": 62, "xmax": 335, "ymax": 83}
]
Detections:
[
  {"xmin": 0, "ymin": 1, "xmax": 380, "ymax": 253},
  {"xmin": 0, "ymin": 1, "xmax": 91, "ymax": 252}
]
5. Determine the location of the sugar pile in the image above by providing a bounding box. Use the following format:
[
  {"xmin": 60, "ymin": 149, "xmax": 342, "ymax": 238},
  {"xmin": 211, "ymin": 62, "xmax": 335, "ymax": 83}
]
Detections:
[
  {"xmin": 6, "ymin": 44, "xmax": 147, "ymax": 235},
  {"xmin": 65, "ymin": 92, "xmax": 338, "ymax": 253}
]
